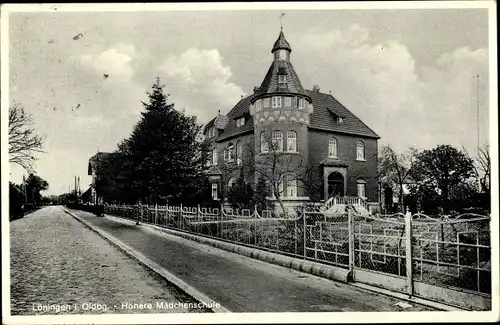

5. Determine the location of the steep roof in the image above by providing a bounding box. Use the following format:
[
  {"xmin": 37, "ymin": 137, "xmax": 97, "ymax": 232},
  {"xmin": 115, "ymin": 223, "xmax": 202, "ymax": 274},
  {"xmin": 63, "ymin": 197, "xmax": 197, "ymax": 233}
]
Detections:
[
  {"xmin": 307, "ymin": 90, "xmax": 379, "ymax": 138},
  {"xmin": 216, "ymin": 90, "xmax": 379, "ymax": 141},
  {"xmin": 217, "ymin": 95, "xmax": 256, "ymax": 141},
  {"xmin": 254, "ymin": 60, "xmax": 309, "ymax": 97},
  {"xmin": 272, "ymin": 30, "xmax": 292, "ymax": 53}
]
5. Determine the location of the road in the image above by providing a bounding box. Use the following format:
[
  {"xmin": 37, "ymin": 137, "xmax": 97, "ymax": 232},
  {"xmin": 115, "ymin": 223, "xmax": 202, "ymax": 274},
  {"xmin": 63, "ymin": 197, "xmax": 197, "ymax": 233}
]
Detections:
[
  {"xmin": 66, "ymin": 207, "xmax": 435, "ymax": 312},
  {"xmin": 9, "ymin": 206, "xmax": 209, "ymax": 315}
]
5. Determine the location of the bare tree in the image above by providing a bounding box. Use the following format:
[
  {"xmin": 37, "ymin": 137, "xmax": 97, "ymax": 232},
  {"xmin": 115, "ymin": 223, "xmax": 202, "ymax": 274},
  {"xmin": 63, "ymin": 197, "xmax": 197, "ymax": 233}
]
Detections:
[
  {"xmin": 464, "ymin": 143, "xmax": 491, "ymax": 195},
  {"xmin": 378, "ymin": 144, "xmax": 416, "ymax": 211},
  {"xmin": 477, "ymin": 144, "xmax": 490, "ymax": 194},
  {"xmin": 213, "ymin": 129, "xmax": 319, "ymax": 215},
  {"xmin": 9, "ymin": 102, "xmax": 44, "ymax": 172}
]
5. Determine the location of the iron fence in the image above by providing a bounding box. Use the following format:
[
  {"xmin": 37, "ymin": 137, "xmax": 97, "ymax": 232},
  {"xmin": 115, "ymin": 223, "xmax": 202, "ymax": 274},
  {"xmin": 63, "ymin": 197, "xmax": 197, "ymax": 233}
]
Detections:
[{"xmin": 102, "ymin": 203, "xmax": 491, "ymax": 306}]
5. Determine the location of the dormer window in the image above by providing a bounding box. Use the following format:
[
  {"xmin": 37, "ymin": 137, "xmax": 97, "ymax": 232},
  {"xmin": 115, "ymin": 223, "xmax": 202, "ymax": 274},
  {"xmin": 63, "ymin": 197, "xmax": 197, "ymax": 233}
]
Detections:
[
  {"xmin": 236, "ymin": 117, "xmax": 245, "ymax": 127},
  {"xmin": 207, "ymin": 126, "xmax": 215, "ymax": 138},
  {"xmin": 272, "ymin": 96, "xmax": 282, "ymax": 108}
]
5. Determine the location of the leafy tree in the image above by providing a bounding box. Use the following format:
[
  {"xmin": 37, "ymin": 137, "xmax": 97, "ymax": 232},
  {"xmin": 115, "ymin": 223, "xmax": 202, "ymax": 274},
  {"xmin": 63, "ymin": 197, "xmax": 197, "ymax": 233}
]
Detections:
[
  {"xmin": 9, "ymin": 102, "xmax": 44, "ymax": 172},
  {"xmin": 118, "ymin": 77, "xmax": 209, "ymax": 205},
  {"xmin": 9, "ymin": 182, "xmax": 25, "ymax": 219},
  {"xmin": 253, "ymin": 176, "xmax": 269, "ymax": 212},
  {"xmin": 227, "ymin": 173, "xmax": 254, "ymax": 210},
  {"xmin": 25, "ymin": 173, "xmax": 49, "ymax": 205},
  {"xmin": 409, "ymin": 145, "xmax": 476, "ymax": 213}
]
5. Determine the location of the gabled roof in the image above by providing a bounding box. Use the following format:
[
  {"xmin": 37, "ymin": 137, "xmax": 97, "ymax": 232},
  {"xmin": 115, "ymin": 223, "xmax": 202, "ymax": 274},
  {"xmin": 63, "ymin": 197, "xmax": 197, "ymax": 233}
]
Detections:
[
  {"xmin": 253, "ymin": 60, "xmax": 309, "ymax": 98},
  {"xmin": 217, "ymin": 95, "xmax": 256, "ymax": 141},
  {"xmin": 307, "ymin": 91, "xmax": 379, "ymax": 138},
  {"xmin": 215, "ymin": 90, "xmax": 379, "ymax": 141},
  {"xmin": 202, "ymin": 117, "xmax": 216, "ymax": 134},
  {"xmin": 272, "ymin": 30, "xmax": 292, "ymax": 53},
  {"xmin": 207, "ymin": 165, "xmax": 223, "ymax": 175}
]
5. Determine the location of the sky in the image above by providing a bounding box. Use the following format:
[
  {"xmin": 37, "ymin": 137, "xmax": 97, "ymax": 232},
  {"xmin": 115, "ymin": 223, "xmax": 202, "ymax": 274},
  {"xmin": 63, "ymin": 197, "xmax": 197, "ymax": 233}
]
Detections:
[{"xmin": 4, "ymin": 3, "xmax": 494, "ymax": 196}]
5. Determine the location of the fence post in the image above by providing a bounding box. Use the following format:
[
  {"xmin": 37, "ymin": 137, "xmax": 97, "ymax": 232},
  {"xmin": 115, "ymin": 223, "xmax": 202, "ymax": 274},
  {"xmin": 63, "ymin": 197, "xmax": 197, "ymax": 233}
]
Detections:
[
  {"xmin": 405, "ymin": 208, "xmax": 414, "ymax": 295},
  {"xmin": 254, "ymin": 204, "xmax": 258, "ymax": 246},
  {"xmin": 180, "ymin": 203, "xmax": 183, "ymax": 229},
  {"xmin": 155, "ymin": 204, "xmax": 158, "ymax": 225},
  {"xmin": 136, "ymin": 203, "xmax": 141, "ymax": 225},
  {"xmin": 348, "ymin": 207, "xmax": 354, "ymax": 277},
  {"xmin": 303, "ymin": 207, "xmax": 307, "ymax": 259}
]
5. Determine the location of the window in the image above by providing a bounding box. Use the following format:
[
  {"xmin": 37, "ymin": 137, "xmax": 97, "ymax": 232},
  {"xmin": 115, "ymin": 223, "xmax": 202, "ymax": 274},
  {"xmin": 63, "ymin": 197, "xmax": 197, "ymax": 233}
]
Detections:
[
  {"xmin": 260, "ymin": 132, "xmax": 269, "ymax": 153},
  {"xmin": 272, "ymin": 96, "xmax": 282, "ymax": 108},
  {"xmin": 263, "ymin": 98, "xmax": 271, "ymax": 108},
  {"xmin": 272, "ymin": 131, "xmax": 283, "ymax": 152},
  {"xmin": 356, "ymin": 140, "xmax": 365, "ymax": 161},
  {"xmin": 225, "ymin": 143, "xmax": 234, "ymax": 162},
  {"xmin": 357, "ymin": 179, "xmax": 366, "ymax": 198},
  {"xmin": 297, "ymin": 98, "xmax": 305, "ymax": 109},
  {"xmin": 236, "ymin": 141, "xmax": 242, "ymax": 165},
  {"xmin": 207, "ymin": 126, "xmax": 215, "ymax": 138},
  {"xmin": 277, "ymin": 49, "xmax": 287, "ymax": 61},
  {"xmin": 338, "ymin": 117, "xmax": 343, "ymax": 124},
  {"xmin": 212, "ymin": 148, "xmax": 218, "ymax": 165},
  {"xmin": 328, "ymin": 137, "xmax": 338, "ymax": 157},
  {"xmin": 255, "ymin": 99, "xmax": 262, "ymax": 111},
  {"xmin": 236, "ymin": 117, "xmax": 245, "ymax": 127},
  {"xmin": 278, "ymin": 75, "xmax": 287, "ymax": 87},
  {"xmin": 287, "ymin": 131, "xmax": 297, "ymax": 152},
  {"xmin": 285, "ymin": 174, "xmax": 297, "ymax": 198},
  {"xmin": 212, "ymin": 183, "xmax": 218, "ymax": 200}
]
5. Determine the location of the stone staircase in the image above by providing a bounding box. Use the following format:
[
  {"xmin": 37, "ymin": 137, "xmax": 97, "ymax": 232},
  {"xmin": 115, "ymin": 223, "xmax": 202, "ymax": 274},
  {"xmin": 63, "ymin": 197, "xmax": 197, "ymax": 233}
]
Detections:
[{"xmin": 324, "ymin": 196, "xmax": 371, "ymax": 216}]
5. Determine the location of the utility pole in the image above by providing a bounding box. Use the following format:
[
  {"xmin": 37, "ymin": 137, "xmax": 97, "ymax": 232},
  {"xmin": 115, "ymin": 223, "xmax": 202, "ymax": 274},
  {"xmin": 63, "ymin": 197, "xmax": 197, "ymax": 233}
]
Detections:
[{"xmin": 476, "ymin": 74, "xmax": 480, "ymax": 156}]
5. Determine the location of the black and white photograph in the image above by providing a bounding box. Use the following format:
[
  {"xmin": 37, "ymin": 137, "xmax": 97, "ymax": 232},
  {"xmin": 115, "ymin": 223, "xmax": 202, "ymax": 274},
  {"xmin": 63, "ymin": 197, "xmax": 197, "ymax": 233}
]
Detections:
[{"xmin": 1, "ymin": 2, "xmax": 498, "ymax": 324}]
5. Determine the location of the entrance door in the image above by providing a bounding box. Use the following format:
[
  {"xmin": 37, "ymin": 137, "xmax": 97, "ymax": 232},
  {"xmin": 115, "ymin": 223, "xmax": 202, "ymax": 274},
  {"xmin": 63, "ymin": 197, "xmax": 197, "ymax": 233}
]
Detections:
[{"xmin": 327, "ymin": 172, "xmax": 344, "ymax": 198}]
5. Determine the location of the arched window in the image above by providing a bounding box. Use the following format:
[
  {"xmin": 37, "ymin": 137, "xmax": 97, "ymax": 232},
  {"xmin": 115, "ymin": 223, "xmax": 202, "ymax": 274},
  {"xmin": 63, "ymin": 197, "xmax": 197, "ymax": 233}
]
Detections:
[
  {"xmin": 236, "ymin": 141, "xmax": 242, "ymax": 165},
  {"xmin": 287, "ymin": 131, "xmax": 297, "ymax": 152},
  {"xmin": 328, "ymin": 137, "xmax": 338, "ymax": 157},
  {"xmin": 357, "ymin": 179, "xmax": 366, "ymax": 198},
  {"xmin": 272, "ymin": 131, "xmax": 283, "ymax": 152},
  {"xmin": 225, "ymin": 143, "xmax": 234, "ymax": 162},
  {"xmin": 227, "ymin": 177, "xmax": 237, "ymax": 191},
  {"xmin": 356, "ymin": 140, "xmax": 365, "ymax": 161},
  {"xmin": 260, "ymin": 132, "xmax": 268, "ymax": 153}
]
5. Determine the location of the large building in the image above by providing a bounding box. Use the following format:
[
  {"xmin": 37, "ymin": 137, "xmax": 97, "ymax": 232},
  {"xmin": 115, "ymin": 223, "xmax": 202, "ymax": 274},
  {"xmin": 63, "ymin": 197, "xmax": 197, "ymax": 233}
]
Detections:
[{"xmin": 203, "ymin": 29, "xmax": 380, "ymax": 211}]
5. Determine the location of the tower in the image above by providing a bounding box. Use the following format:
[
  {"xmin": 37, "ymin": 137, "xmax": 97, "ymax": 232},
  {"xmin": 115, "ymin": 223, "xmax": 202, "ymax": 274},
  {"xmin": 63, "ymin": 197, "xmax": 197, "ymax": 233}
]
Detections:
[{"xmin": 249, "ymin": 29, "xmax": 314, "ymax": 201}]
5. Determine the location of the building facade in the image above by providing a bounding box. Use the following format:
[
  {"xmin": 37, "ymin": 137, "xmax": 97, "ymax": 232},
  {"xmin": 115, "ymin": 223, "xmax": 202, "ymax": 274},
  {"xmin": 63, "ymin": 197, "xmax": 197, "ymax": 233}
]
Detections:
[{"xmin": 203, "ymin": 29, "xmax": 380, "ymax": 210}]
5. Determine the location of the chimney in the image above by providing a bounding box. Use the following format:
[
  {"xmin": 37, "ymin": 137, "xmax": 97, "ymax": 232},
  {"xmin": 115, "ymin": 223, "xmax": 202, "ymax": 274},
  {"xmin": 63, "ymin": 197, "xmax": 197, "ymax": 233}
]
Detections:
[{"xmin": 312, "ymin": 84, "xmax": 320, "ymax": 92}]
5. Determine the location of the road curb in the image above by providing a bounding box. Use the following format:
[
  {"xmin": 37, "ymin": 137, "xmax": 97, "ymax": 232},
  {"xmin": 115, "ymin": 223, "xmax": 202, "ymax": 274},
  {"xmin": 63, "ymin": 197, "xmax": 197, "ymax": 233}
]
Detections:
[
  {"xmin": 63, "ymin": 209, "xmax": 231, "ymax": 313},
  {"xmin": 101, "ymin": 214, "xmax": 460, "ymax": 312},
  {"xmin": 103, "ymin": 214, "xmax": 351, "ymax": 284}
]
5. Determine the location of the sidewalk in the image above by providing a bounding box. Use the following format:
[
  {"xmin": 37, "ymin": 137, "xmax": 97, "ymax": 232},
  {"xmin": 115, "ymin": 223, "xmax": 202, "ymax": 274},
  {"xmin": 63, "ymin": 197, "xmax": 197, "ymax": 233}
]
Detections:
[
  {"xmin": 9, "ymin": 206, "xmax": 209, "ymax": 315},
  {"xmin": 66, "ymin": 207, "xmax": 435, "ymax": 312}
]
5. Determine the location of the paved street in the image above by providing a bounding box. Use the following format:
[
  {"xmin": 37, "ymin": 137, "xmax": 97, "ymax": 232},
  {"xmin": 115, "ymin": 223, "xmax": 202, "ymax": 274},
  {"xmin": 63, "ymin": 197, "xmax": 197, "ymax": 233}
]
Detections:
[
  {"xmin": 9, "ymin": 206, "xmax": 209, "ymax": 315},
  {"xmin": 68, "ymin": 207, "xmax": 436, "ymax": 312}
]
